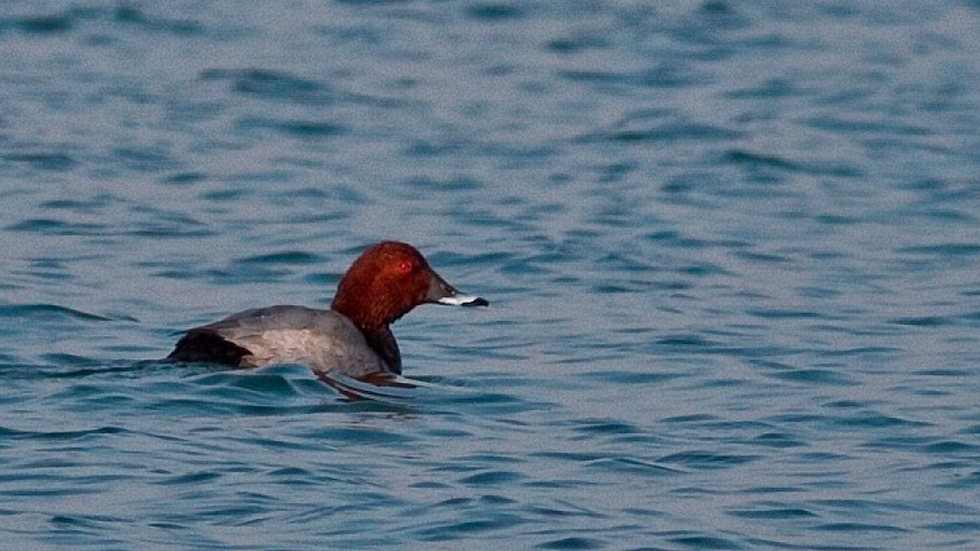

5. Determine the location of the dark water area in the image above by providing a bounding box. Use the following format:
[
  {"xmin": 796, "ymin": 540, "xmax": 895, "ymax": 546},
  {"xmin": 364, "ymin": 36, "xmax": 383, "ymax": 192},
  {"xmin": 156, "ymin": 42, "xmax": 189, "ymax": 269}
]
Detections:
[{"xmin": 2, "ymin": 1, "xmax": 980, "ymax": 549}]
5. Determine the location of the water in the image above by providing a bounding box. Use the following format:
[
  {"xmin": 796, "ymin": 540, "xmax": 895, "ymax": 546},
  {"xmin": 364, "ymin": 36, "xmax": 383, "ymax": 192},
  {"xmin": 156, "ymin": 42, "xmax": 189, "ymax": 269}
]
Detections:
[{"xmin": 2, "ymin": 0, "xmax": 980, "ymax": 549}]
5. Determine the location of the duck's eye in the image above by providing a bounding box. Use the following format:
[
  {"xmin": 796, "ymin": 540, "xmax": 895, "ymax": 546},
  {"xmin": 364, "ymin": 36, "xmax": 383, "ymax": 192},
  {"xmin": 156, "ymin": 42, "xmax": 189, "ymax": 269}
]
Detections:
[{"xmin": 397, "ymin": 260, "xmax": 413, "ymax": 274}]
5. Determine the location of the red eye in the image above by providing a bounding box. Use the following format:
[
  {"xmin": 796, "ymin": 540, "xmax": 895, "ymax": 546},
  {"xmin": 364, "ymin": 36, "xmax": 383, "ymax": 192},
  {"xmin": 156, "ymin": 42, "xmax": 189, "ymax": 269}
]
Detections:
[{"xmin": 397, "ymin": 260, "xmax": 413, "ymax": 274}]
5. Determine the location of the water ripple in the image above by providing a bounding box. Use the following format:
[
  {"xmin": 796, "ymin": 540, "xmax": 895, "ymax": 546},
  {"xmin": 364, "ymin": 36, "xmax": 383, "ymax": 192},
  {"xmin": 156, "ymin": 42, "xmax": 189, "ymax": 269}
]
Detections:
[{"xmin": 2, "ymin": 0, "xmax": 980, "ymax": 549}]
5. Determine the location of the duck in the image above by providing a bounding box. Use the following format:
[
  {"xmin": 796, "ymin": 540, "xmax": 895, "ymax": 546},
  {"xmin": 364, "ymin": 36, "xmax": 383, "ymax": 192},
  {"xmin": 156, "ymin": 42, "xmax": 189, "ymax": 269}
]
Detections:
[{"xmin": 167, "ymin": 241, "xmax": 488, "ymax": 379}]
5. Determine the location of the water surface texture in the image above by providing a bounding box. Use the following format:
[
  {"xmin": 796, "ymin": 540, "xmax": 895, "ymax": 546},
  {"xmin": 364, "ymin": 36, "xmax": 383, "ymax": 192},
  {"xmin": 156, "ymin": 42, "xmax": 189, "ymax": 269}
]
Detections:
[{"xmin": 3, "ymin": 1, "xmax": 980, "ymax": 549}]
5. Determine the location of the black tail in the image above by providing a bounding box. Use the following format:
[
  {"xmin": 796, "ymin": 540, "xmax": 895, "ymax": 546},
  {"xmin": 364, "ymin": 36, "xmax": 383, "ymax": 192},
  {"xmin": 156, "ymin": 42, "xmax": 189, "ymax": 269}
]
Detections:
[{"xmin": 167, "ymin": 330, "xmax": 252, "ymax": 366}]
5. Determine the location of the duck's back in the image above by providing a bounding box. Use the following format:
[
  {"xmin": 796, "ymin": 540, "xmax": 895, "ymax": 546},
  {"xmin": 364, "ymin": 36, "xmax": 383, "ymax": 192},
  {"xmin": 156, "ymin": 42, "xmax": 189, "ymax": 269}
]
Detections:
[{"xmin": 168, "ymin": 305, "xmax": 387, "ymax": 376}]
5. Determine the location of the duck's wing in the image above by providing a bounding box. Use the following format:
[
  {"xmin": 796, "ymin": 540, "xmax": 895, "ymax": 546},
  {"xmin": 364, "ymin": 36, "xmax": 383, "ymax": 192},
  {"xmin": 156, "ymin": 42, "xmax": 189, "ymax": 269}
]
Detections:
[{"xmin": 168, "ymin": 306, "xmax": 386, "ymax": 375}]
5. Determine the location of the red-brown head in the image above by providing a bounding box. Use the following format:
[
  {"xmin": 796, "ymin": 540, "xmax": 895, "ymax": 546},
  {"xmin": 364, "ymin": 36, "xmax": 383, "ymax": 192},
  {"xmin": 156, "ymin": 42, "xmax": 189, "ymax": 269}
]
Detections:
[{"xmin": 330, "ymin": 241, "xmax": 488, "ymax": 330}]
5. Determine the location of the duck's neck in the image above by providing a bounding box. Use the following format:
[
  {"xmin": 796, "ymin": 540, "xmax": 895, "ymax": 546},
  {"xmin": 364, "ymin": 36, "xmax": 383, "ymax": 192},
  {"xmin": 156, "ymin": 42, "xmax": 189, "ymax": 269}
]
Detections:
[
  {"xmin": 331, "ymin": 297, "xmax": 402, "ymax": 374},
  {"xmin": 360, "ymin": 325, "xmax": 401, "ymax": 374}
]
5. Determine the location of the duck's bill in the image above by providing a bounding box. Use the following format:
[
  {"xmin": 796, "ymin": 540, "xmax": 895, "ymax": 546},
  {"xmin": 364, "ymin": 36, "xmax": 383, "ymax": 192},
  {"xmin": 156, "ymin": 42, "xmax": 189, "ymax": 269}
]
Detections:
[
  {"xmin": 427, "ymin": 272, "xmax": 489, "ymax": 307},
  {"xmin": 437, "ymin": 293, "xmax": 489, "ymax": 307}
]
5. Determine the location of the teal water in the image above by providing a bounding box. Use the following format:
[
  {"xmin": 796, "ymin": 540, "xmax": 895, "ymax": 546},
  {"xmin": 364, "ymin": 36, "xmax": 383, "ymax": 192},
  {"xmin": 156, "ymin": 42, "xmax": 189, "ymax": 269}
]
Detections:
[{"xmin": 3, "ymin": 1, "xmax": 980, "ymax": 549}]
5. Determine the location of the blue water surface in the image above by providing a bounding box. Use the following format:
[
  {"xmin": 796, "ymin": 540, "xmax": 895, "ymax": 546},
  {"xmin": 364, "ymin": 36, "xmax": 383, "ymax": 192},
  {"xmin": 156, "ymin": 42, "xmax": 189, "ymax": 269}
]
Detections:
[{"xmin": 2, "ymin": 1, "xmax": 980, "ymax": 549}]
